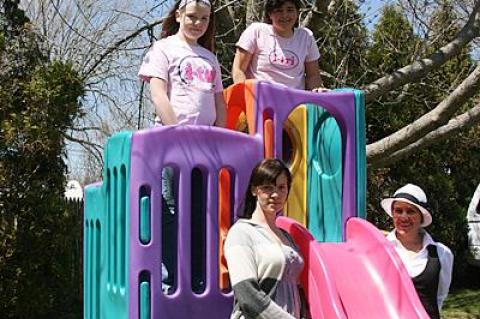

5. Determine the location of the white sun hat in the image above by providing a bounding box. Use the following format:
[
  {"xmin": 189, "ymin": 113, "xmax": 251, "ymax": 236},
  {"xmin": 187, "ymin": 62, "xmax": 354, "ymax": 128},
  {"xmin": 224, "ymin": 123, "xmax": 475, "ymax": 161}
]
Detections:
[{"xmin": 381, "ymin": 183, "xmax": 432, "ymax": 227}]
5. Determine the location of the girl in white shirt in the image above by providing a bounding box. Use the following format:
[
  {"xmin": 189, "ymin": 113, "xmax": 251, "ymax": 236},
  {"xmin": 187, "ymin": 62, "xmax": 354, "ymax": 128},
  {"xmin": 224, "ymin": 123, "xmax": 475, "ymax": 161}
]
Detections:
[
  {"xmin": 138, "ymin": 0, "xmax": 226, "ymax": 293},
  {"xmin": 381, "ymin": 183, "xmax": 454, "ymax": 319},
  {"xmin": 232, "ymin": 0, "xmax": 326, "ymax": 91}
]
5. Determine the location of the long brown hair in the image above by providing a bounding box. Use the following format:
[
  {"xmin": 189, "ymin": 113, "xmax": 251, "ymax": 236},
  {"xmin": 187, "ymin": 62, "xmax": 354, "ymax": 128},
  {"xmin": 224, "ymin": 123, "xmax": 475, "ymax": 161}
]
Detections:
[
  {"xmin": 242, "ymin": 159, "xmax": 292, "ymax": 219},
  {"xmin": 161, "ymin": 0, "xmax": 216, "ymax": 52}
]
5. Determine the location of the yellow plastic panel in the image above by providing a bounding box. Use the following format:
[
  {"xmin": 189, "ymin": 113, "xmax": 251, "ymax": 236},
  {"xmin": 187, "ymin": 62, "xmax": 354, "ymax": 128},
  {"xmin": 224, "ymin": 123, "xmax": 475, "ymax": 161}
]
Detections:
[{"xmin": 283, "ymin": 105, "xmax": 307, "ymax": 226}]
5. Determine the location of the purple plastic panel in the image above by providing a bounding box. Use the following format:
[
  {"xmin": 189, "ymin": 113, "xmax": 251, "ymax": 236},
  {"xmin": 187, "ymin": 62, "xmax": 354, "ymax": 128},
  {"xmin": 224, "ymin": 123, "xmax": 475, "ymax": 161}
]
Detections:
[
  {"xmin": 129, "ymin": 125, "xmax": 263, "ymax": 319},
  {"xmin": 253, "ymin": 81, "xmax": 357, "ymax": 234}
]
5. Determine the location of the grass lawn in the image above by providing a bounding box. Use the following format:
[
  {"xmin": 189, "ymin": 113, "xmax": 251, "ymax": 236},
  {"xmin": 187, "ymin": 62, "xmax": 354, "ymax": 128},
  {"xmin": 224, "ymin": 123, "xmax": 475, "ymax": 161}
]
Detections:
[{"xmin": 443, "ymin": 289, "xmax": 480, "ymax": 319}]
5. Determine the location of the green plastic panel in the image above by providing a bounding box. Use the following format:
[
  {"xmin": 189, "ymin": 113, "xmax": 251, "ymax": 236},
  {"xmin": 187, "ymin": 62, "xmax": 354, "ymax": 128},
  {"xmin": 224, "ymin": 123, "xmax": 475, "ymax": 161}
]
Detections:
[
  {"xmin": 354, "ymin": 90, "xmax": 366, "ymax": 219},
  {"xmin": 307, "ymin": 104, "xmax": 343, "ymax": 242},
  {"xmin": 102, "ymin": 131, "xmax": 132, "ymax": 319},
  {"xmin": 335, "ymin": 88, "xmax": 366, "ymax": 220},
  {"xmin": 140, "ymin": 281, "xmax": 151, "ymax": 319},
  {"xmin": 84, "ymin": 183, "xmax": 104, "ymax": 319},
  {"xmin": 84, "ymin": 131, "xmax": 132, "ymax": 319},
  {"xmin": 140, "ymin": 196, "xmax": 151, "ymax": 244}
]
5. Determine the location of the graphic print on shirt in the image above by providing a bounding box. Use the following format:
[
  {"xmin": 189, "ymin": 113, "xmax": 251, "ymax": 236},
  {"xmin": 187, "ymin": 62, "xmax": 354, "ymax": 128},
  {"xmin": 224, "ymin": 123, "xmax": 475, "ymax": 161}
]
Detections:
[
  {"xmin": 268, "ymin": 49, "xmax": 299, "ymax": 70},
  {"xmin": 178, "ymin": 55, "xmax": 217, "ymax": 92}
]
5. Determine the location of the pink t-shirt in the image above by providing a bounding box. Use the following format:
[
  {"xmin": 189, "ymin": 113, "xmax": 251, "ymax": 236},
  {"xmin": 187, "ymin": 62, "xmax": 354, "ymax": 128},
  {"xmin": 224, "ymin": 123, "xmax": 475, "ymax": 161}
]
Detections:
[
  {"xmin": 236, "ymin": 22, "xmax": 320, "ymax": 90},
  {"xmin": 138, "ymin": 35, "xmax": 223, "ymax": 126}
]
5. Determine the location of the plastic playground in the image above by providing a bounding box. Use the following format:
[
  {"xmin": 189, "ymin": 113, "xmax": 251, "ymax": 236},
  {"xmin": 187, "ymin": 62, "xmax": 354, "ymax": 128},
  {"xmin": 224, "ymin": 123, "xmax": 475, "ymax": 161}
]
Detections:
[{"xmin": 83, "ymin": 80, "xmax": 431, "ymax": 318}]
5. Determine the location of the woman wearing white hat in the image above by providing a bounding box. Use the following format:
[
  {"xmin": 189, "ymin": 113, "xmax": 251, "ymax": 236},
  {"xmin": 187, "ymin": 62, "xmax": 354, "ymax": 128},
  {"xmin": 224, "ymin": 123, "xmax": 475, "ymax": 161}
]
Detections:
[{"xmin": 381, "ymin": 183, "xmax": 454, "ymax": 319}]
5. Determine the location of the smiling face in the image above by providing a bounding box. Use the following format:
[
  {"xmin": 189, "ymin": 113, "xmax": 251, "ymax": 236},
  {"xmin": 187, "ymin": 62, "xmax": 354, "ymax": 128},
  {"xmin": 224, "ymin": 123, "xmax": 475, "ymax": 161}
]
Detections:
[
  {"xmin": 254, "ymin": 172, "xmax": 289, "ymax": 216},
  {"xmin": 392, "ymin": 201, "xmax": 423, "ymax": 236},
  {"xmin": 267, "ymin": 1, "xmax": 299, "ymax": 37},
  {"xmin": 176, "ymin": 1, "xmax": 211, "ymax": 44}
]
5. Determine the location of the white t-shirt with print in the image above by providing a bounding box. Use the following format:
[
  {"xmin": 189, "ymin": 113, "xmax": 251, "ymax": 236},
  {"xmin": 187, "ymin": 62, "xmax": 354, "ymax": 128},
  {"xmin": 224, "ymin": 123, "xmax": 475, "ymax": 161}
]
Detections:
[
  {"xmin": 236, "ymin": 22, "xmax": 320, "ymax": 90},
  {"xmin": 138, "ymin": 35, "xmax": 223, "ymax": 126}
]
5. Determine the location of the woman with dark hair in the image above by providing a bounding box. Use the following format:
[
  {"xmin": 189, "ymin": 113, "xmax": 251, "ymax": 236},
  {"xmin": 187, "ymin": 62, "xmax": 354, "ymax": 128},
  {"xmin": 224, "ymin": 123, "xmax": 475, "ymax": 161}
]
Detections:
[
  {"xmin": 224, "ymin": 159, "xmax": 307, "ymax": 319},
  {"xmin": 232, "ymin": 0, "xmax": 326, "ymax": 91}
]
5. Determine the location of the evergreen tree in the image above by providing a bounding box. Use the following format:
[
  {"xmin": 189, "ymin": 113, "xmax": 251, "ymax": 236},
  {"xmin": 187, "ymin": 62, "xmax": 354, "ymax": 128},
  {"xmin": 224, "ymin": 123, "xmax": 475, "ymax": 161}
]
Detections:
[
  {"xmin": 310, "ymin": 0, "xmax": 369, "ymax": 88},
  {"xmin": 365, "ymin": 5, "xmax": 422, "ymax": 141},
  {"xmin": 0, "ymin": 1, "xmax": 84, "ymax": 317}
]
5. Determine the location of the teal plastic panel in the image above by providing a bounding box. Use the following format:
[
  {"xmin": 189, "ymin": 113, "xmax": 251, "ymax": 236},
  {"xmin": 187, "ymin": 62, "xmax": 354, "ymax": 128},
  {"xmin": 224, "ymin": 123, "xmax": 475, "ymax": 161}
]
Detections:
[
  {"xmin": 101, "ymin": 131, "xmax": 133, "ymax": 319},
  {"xmin": 84, "ymin": 183, "xmax": 105, "ymax": 319},
  {"xmin": 335, "ymin": 89, "xmax": 366, "ymax": 220},
  {"xmin": 140, "ymin": 281, "xmax": 151, "ymax": 319},
  {"xmin": 353, "ymin": 90, "xmax": 366, "ymax": 219},
  {"xmin": 140, "ymin": 196, "xmax": 151, "ymax": 244},
  {"xmin": 307, "ymin": 104, "xmax": 343, "ymax": 242}
]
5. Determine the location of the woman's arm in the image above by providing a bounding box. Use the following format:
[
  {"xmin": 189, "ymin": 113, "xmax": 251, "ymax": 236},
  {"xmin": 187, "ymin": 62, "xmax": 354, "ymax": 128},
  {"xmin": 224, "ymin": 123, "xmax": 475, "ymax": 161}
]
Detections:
[
  {"xmin": 150, "ymin": 77, "xmax": 178, "ymax": 125},
  {"xmin": 232, "ymin": 47, "xmax": 253, "ymax": 83},
  {"xmin": 304, "ymin": 60, "xmax": 326, "ymax": 91},
  {"xmin": 214, "ymin": 92, "xmax": 226, "ymax": 127},
  {"xmin": 437, "ymin": 244, "xmax": 454, "ymax": 309}
]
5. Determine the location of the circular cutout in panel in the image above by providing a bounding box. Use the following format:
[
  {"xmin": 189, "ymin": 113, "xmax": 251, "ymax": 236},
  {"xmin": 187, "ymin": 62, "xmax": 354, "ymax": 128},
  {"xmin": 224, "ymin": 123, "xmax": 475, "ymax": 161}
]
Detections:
[
  {"xmin": 315, "ymin": 115, "xmax": 342, "ymax": 176},
  {"xmin": 282, "ymin": 128, "xmax": 294, "ymax": 166}
]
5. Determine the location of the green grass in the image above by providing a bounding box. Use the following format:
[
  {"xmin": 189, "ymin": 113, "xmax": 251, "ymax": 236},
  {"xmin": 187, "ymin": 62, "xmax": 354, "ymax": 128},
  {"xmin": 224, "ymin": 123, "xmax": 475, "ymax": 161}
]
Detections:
[{"xmin": 443, "ymin": 289, "xmax": 480, "ymax": 319}]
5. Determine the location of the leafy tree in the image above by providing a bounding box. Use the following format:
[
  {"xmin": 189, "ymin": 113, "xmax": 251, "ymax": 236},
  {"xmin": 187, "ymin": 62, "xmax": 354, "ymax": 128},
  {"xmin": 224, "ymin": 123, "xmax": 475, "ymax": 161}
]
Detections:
[
  {"xmin": 0, "ymin": 1, "xmax": 84, "ymax": 317},
  {"xmin": 365, "ymin": 5, "xmax": 422, "ymax": 142},
  {"xmin": 365, "ymin": 2, "xmax": 480, "ymax": 287},
  {"xmin": 310, "ymin": 0, "xmax": 369, "ymax": 88}
]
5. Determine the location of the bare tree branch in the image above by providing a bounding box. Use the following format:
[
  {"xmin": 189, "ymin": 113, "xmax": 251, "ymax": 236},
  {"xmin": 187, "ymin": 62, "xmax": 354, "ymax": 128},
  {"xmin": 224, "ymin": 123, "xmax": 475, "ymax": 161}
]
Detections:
[
  {"xmin": 301, "ymin": 0, "xmax": 331, "ymax": 28},
  {"xmin": 367, "ymin": 62, "xmax": 480, "ymax": 163},
  {"xmin": 246, "ymin": 0, "xmax": 264, "ymax": 25},
  {"xmin": 364, "ymin": 0, "xmax": 480, "ymax": 102},
  {"xmin": 372, "ymin": 101, "xmax": 480, "ymax": 168},
  {"xmin": 83, "ymin": 17, "xmax": 164, "ymax": 79},
  {"xmin": 62, "ymin": 132, "xmax": 103, "ymax": 164}
]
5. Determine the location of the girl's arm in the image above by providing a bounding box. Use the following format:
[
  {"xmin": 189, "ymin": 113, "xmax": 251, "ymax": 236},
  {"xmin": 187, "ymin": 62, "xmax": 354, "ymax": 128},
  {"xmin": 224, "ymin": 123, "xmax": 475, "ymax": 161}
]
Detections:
[
  {"xmin": 304, "ymin": 60, "xmax": 327, "ymax": 92},
  {"xmin": 232, "ymin": 47, "xmax": 253, "ymax": 83},
  {"xmin": 150, "ymin": 77, "xmax": 178, "ymax": 125},
  {"xmin": 214, "ymin": 92, "xmax": 226, "ymax": 127}
]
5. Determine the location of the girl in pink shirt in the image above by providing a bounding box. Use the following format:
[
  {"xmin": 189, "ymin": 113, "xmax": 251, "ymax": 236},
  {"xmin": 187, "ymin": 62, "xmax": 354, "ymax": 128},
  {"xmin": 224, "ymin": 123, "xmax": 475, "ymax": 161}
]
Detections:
[
  {"xmin": 139, "ymin": 0, "xmax": 226, "ymax": 126},
  {"xmin": 232, "ymin": 0, "xmax": 326, "ymax": 91},
  {"xmin": 138, "ymin": 0, "xmax": 226, "ymax": 294}
]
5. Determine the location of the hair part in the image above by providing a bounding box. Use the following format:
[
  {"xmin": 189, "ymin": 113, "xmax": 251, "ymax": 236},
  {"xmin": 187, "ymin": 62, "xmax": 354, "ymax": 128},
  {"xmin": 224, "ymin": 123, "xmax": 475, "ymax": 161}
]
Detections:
[
  {"xmin": 242, "ymin": 158, "xmax": 292, "ymax": 219},
  {"xmin": 161, "ymin": 0, "xmax": 216, "ymax": 52},
  {"xmin": 264, "ymin": 0, "xmax": 301, "ymax": 24}
]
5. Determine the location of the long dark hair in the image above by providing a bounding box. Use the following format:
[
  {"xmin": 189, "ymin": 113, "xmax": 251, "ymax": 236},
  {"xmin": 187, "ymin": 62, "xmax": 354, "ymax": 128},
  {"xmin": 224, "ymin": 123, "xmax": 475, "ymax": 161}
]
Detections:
[
  {"xmin": 161, "ymin": 0, "xmax": 216, "ymax": 52},
  {"xmin": 242, "ymin": 158, "xmax": 292, "ymax": 219},
  {"xmin": 264, "ymin": 0, "xmax": 301, "ymax": 24}
]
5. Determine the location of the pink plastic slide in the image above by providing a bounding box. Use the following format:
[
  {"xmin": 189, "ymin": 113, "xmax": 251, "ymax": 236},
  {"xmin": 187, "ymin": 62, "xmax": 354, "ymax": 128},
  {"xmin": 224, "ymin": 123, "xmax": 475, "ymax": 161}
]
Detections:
[{"xmin": 276, "ymin": 216, "xmax": 431, "ymax": 319}]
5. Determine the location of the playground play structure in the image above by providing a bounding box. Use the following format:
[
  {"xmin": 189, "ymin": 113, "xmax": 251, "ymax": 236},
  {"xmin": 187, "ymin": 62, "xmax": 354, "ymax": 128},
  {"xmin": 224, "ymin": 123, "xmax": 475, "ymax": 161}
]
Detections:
[{"xmin": 84, "ymin": 81, "xmax": 431, "ymax": 318}]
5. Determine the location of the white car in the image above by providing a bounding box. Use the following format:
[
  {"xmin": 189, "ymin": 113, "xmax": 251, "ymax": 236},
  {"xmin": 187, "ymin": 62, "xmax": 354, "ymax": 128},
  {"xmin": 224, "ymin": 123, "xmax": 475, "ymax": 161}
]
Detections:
[{"xmin": 467, "ymin": 183, "xmax": 480, "ymax": 266}]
